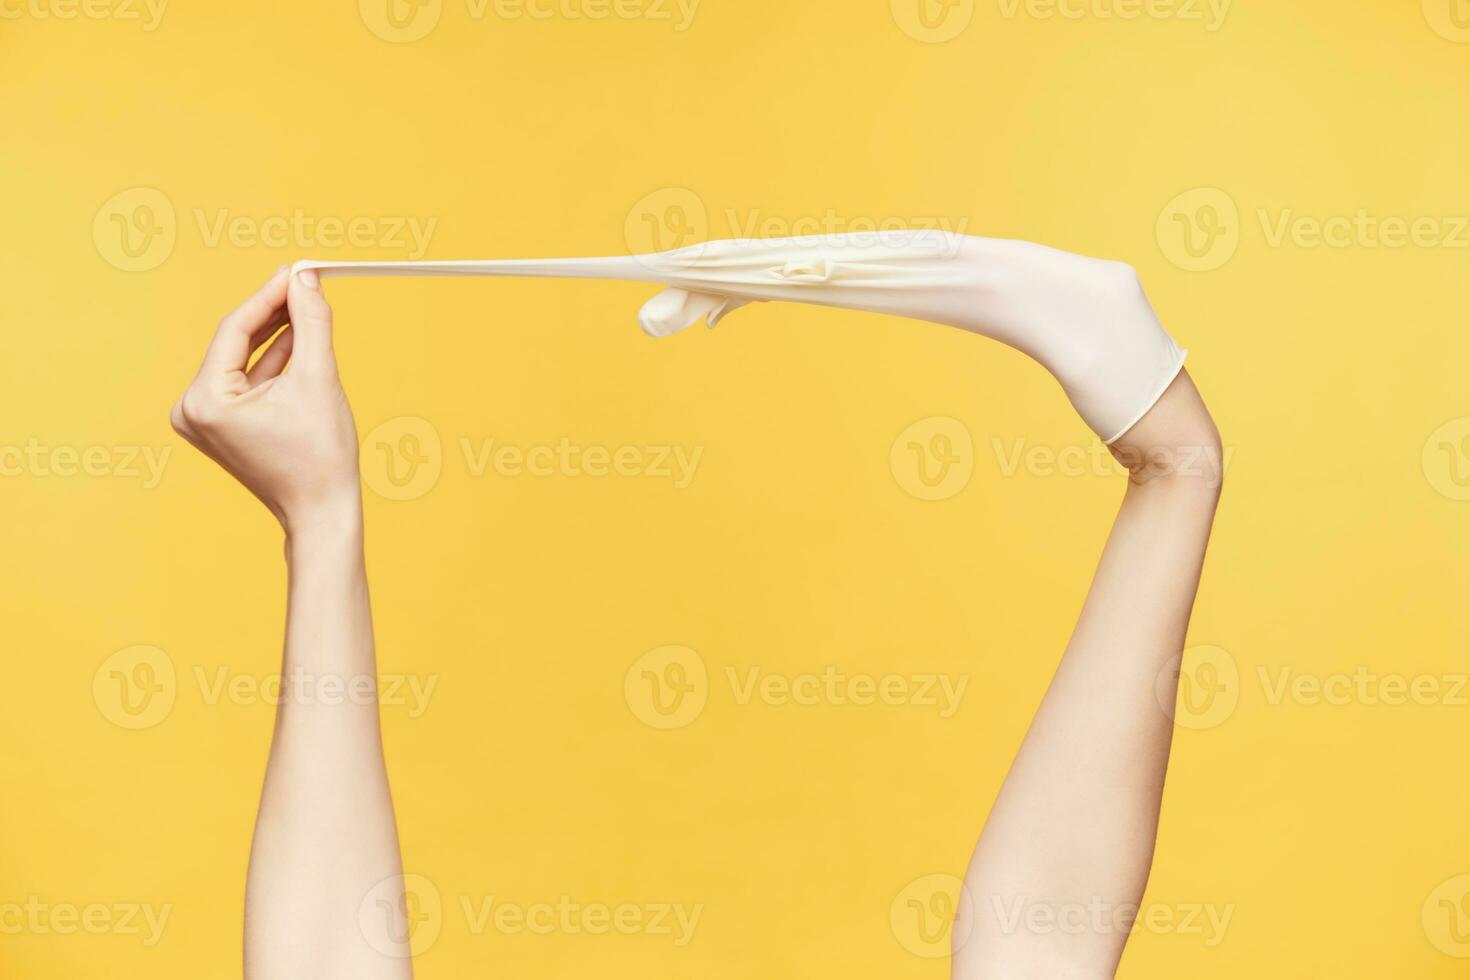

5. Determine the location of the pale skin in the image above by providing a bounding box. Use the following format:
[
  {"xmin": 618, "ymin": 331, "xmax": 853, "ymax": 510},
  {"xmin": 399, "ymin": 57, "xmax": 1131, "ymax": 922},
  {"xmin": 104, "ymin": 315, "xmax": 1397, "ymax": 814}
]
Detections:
[
  {"xmin": 952, "ymin": 371, "xmax": 1222, "ymax": 979},
  {"xmin": 176, "ymin": 256, "xmax": 1218, "ymax": 980},
  {"xmin": 172, "ymin": 265, "xmax": 413, "ymax": 979}
]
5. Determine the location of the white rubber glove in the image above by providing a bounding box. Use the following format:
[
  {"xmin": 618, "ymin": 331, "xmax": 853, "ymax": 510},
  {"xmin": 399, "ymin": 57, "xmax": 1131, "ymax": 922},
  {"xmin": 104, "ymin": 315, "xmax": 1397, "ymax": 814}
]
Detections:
[{"xmin": 296, "ymin": 232, "xmax": 1186, "ymax": 443}]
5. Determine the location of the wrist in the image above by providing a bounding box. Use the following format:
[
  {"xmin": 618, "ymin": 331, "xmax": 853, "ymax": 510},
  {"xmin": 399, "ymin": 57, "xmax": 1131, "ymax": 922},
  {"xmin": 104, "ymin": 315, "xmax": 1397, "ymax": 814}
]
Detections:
[
  {"xmin": 283, "ymin": 494, "xmax": 364, "ymax": 555},
  {"xmin": 1108, "ymin": 370, "xmax": 1224, "ymax": 492}
]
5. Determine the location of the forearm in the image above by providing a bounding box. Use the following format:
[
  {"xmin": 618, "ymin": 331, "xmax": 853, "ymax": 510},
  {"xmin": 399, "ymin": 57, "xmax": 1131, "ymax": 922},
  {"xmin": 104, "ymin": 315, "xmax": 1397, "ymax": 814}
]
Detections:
[
  {"xmin": 955, "ymin": 376, "xmax": 1222, "ymax": 978},
  {"xmin": 991, "ymin": 479, "xmax": 1219, "ymax": 872},
  {"xmin": 244, "ymin": 501, "xmax": 412, "ymax": 979}
]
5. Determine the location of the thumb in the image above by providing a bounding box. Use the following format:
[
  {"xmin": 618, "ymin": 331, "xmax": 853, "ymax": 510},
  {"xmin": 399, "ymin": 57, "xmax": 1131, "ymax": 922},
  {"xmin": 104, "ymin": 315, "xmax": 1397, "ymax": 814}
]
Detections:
[
  {"xmin": 638, "ymin": 288, "xmax": 753, "ymax": 338},
  {"xmin": 287, "ymin": 263, "xmax": 336, "ymax": 372}
]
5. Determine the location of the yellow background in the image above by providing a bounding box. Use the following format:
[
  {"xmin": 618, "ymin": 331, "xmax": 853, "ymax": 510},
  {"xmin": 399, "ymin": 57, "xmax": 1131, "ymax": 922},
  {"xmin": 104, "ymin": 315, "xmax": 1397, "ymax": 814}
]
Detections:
[{"xmin": 3, "ymin": 0, "xmax": 1469, "ymax": 976}]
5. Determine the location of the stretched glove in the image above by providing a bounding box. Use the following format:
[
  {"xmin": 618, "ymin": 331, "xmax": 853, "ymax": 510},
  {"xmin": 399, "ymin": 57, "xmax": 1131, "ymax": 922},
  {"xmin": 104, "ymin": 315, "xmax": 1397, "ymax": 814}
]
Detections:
[{"xmin": 296, "ymin": 232, "xmax": 1186, "ymax": 443}]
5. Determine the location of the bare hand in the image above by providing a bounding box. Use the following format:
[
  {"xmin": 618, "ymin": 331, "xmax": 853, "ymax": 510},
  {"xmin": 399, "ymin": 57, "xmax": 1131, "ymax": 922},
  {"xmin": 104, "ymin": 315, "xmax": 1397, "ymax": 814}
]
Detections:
[{"xmin": 171, "ymin": 266, "xmax": 361, "ymax": 535}]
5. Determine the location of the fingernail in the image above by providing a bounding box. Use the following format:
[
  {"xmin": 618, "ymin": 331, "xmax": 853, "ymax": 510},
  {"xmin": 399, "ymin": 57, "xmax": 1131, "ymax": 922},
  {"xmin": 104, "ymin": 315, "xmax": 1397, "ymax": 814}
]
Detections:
[{"xmin": 297, "ymin": 268, "xmax": 321, "ymax": 290}]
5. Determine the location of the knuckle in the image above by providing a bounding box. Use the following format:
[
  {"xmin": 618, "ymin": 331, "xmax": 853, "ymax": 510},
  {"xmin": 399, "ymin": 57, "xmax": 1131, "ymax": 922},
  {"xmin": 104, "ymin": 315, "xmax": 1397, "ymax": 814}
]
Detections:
[
  {"xmin": 179, "ymin": 389, "xmax": 219, "ymax": 428},
  {"xmin": 1102, "ymin": 259, "xmax": 1142, "ymax": 294}
]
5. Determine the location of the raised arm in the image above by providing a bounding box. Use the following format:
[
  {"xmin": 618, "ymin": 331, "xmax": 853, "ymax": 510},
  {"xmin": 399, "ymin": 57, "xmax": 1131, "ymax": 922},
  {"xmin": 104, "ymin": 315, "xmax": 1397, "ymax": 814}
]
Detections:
[
  {"xmin": 261, "ymin": 234, "xmax": 1214, "ymax": 979},
  {"xmin": 639, "ymin": 236, "xmax": 1220, "ymax": 975},
  {"xmin": 170, "ymin": 266, "xmax": 413, "ymax": 980},
  {"xmin": 635, "ymin": 238, "xmax": 1221, "ymax": 974},
  {"xmin": 953, "ymin": 363, "xmax": 1222, "ymax": 971}
]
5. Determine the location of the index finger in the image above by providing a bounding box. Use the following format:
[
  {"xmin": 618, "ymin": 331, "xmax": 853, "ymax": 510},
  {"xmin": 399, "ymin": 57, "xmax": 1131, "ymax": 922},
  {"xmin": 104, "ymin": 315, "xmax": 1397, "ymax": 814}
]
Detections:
[{"xmin": 200, "ymin": 265, "xmax": 292, "ymax": 374}]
